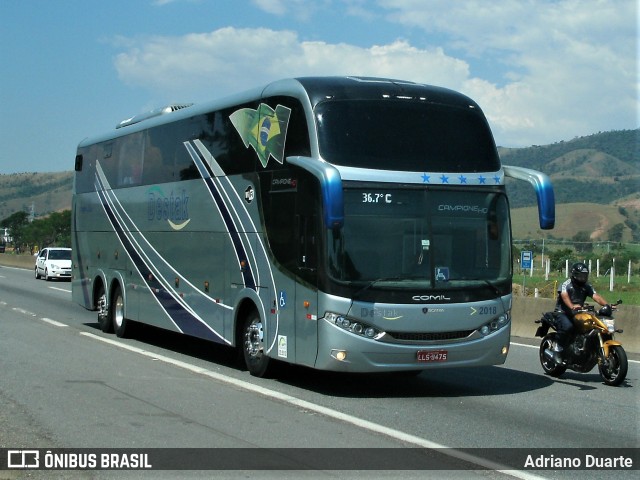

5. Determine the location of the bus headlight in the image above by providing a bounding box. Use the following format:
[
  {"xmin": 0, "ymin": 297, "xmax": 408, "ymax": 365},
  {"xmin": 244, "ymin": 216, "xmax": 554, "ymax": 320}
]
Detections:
[
  {"xmin": 478, "ymin": 312, "xmax": 510, "ymax": 337},
  {"xmin": 324, "ymin": 312, "xmax": 383, "ymax": 339}
]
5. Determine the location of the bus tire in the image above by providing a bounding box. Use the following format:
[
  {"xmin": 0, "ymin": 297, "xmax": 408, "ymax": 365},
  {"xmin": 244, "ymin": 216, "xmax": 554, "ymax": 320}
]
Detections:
[
  {"xmin": 110, "ymin": 285, "xmax": 129, "ymax": 338},
  {"xmin": 97, "ymin": 284, "xmax": 113, "ymax": 333},
  {"xmin": 242, "ymin": 310, "xmax": 271, "ymax": 377}
]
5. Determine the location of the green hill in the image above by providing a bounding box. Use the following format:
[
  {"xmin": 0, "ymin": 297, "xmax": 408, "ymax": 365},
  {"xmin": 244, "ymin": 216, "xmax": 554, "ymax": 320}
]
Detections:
[
  {"xmin": 0, "ymin": 172, "xmax": 73, "ymax": 220},
  {"xmin": 502, "ymin": 129, "xmax": 639, "ymax": 208}
]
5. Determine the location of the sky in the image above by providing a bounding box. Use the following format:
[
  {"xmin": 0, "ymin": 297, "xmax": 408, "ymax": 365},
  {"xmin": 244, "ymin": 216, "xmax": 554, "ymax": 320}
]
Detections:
[{"xmin": 0, "ymin": 0, "xmax": 637, "ymax": 174}]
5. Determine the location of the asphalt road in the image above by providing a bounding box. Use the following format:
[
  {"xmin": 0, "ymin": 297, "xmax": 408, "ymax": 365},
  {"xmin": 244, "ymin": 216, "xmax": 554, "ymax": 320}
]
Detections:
[{"xmin": 0, "ymin": 265, "xmax": 637, "ymax": 480}]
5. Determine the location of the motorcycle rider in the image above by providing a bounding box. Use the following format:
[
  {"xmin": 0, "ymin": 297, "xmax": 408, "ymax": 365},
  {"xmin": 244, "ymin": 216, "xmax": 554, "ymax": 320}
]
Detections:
[{"xmin": 553, "ymin": 262, "xmax": 613, "ymax": 364}]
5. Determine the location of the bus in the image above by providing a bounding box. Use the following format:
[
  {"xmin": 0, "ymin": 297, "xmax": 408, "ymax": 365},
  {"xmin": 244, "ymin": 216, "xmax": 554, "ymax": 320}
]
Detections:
[{"xmin": 72, "ymin": 76, "xmax": 554, "ymax": 377}]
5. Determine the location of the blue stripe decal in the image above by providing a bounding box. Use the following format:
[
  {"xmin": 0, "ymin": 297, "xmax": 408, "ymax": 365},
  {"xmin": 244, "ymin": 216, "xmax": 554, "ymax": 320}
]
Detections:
[
  {"xmin": 186, "ymin": 142, "xmax": 257, "ymax": 290},
  {"xmin": 187, "ymin": 140, "xmax": 283, "ymax": 355},
  {"xmin": 94, "ymin": 170, "xmax": 228, "ymax": 344}
]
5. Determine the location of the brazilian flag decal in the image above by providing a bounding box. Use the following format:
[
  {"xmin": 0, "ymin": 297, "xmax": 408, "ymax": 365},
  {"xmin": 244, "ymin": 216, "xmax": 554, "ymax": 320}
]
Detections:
[{"xmin": 230, "ymin": 103, "xmax": 292, "ymax": 168}]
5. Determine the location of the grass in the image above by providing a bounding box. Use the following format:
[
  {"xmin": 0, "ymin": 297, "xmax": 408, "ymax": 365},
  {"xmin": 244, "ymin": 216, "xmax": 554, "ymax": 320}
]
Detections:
[{"xmin": 514, "ymin": 271, "xmax": 640, "ymax": 306}]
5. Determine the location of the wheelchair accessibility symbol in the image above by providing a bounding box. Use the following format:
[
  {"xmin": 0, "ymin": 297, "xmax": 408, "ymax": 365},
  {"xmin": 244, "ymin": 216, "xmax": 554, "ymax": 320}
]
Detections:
[
  {"xmin": 435, "ymin": 267, "xmax": 450, "ymax": 281},
  {"xmin": 278, "ymin": 291, "xmax": 287, "ymax": 308}
]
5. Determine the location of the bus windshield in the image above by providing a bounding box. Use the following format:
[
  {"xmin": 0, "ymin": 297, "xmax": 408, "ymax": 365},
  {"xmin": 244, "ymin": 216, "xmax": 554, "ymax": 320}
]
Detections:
[
  {"xmin": 327, "ymin": 188, "xmax": 511, "ymax": 291},
  {"xmin": 315, "ymin": 99, "xmax": 500, "ymax": 172}
]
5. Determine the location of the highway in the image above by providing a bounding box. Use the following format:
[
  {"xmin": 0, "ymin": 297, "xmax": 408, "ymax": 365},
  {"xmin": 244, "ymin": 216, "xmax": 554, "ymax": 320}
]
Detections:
[{"xmin": 0, "ymin": 265, "xmax": 637, "ymax": 479}]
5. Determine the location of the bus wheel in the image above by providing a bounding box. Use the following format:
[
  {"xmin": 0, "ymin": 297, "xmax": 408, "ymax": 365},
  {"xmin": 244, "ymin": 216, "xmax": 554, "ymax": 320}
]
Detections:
[
  {"xmin": 97, "ymin": 284, "xmax": 113, "ymax": 333},
  {"xmin": 111, "ymin": 285, "xmax": 129, "ymax": 338},
  {"xmin": 242, "ymin": 311, "xmax": 271, "ymax": 377}
]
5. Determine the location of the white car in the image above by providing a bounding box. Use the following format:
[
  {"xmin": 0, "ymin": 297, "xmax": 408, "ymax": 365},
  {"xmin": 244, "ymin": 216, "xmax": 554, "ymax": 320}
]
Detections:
[{"xmin": 35, "ymin": 247, "xmax": 72, "ymax": 281}]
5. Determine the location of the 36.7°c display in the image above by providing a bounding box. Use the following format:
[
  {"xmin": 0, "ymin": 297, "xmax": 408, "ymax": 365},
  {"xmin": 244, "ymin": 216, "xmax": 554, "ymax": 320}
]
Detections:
[{"xmin": 361, "ymin": 192, "xmax": 392, "ymax": 204}]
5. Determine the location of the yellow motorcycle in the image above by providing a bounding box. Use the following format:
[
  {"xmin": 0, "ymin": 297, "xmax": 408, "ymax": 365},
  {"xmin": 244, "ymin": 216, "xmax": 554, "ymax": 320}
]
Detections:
[{"xmin": 535, "ymin": 300, "xmax": 627, "ymax": 386}]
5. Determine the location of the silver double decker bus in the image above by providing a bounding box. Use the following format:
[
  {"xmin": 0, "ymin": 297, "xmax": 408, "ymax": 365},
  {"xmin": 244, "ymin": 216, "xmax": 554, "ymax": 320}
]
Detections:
[{"xmin": 72, "ymin": 76, "xmax": 554, "ymax": 376}]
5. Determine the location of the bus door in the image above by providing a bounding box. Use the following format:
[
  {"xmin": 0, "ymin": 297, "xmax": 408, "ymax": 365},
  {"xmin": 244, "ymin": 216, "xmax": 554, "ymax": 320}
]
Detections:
[{"xmin": 293, "ymin": 176, "xmax": 320, "ymax": 367}]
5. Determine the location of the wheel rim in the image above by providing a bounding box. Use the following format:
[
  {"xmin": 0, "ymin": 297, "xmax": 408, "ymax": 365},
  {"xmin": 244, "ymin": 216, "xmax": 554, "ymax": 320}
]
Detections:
[
  {"xmin": 113, "ymin": 294, "xmax": 125, "ymax": 329},
  {"xmin": 97, "ymin": 292, "xmax": 108, "ymax": 323},
  {"xmin": 245, "ymin": 319, "xmax": 264, "ymax": 359},
  {"xmin": 601, "ymin": 350, "xmax": 620, "ymax": 382}
]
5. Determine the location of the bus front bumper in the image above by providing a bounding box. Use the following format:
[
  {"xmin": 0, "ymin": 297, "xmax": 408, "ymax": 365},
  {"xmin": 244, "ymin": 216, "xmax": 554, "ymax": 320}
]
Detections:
[{"xmin": 314, "ymin": 318, "xmax": 511, "ymax": 372}]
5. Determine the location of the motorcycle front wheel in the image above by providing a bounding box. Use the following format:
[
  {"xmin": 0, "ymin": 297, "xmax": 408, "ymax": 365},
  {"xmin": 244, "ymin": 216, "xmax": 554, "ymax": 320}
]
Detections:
[
  {"xmin": 598, "ymin": 345, "xmax": 628, "ymax": 386},
  {"xmin": 539, "ymin": 335, "xmax": 567, "ymax": 377}
]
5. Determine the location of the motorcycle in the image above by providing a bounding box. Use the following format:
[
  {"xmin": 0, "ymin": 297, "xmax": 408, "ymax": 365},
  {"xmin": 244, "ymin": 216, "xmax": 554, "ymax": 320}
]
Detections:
[{"xmin": 534, "ymin": 300, "xmax": 627, "ymax": 386}]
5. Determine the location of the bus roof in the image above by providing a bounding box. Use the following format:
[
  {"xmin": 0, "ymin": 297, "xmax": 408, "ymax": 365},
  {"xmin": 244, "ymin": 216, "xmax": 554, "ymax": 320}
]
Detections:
[{"xmin": 78, "ymin": 76, "xmax": 481, "ymax": 148}]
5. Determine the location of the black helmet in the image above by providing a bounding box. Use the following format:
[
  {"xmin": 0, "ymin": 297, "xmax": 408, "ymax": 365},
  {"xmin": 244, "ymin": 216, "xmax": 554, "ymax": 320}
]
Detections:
[
  {"xmin": 598, "ymin": 304, "xmax": 613, "ymax": 317},
  {"xmin": 571, "ymin": 262, "xmax": 589, "ymax": 285}
]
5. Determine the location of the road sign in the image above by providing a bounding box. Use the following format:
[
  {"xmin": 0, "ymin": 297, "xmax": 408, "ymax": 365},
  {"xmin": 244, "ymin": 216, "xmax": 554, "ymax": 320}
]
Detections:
[{"xmin": 521, "ymin": 250, "xmax": 532, "ymax": 270}]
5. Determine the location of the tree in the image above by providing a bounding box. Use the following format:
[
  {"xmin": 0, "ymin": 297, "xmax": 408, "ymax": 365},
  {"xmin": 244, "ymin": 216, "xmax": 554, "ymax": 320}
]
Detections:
[
  {"xmin": 549, "ymin": 248, "xmax": 574, "ymax": 272},
  {"xmin": 1, "ymin": 211, "xmax": 29, "ymax": 250},
  {"xmin": 572, "ymin": 231, "xmax": 593, "ymax": 254},
  {"xmin": 22, "ymin": 210, "xmax": 71, "ymax": 251},
  {"xmin": 607, "ymin": 223, "xmax": 625, "ymax": 242}
]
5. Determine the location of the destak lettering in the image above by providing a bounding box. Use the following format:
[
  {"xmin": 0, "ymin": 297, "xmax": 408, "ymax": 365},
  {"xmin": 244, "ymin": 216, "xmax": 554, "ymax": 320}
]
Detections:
[{"xmin": 147, "ymin": 190, "xmax": 189, "ymax": 224}]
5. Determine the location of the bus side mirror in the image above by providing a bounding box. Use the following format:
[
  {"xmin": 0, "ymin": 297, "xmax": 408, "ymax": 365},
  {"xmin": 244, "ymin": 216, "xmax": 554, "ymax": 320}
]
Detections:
[
  {"xmin": 503, "ymin": 165, "xmax": 555, "ymax": 230},
  {"xmin": 287, "ymin": 156, "xmax": 344, "ymax": 229},
  {"xmin": 75, "ymin": 154, "xmax": 83, "ymax": 172}
]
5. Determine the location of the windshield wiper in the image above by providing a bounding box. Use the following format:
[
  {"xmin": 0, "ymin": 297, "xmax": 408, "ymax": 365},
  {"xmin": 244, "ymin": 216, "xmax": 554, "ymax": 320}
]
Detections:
[
  {"xmin": 351, "ymin": 276, "xmax": 428, "ymax": 299},
  {"xmin": 352, "ymin": 277, "xmax": 403, "ymax": 299}
]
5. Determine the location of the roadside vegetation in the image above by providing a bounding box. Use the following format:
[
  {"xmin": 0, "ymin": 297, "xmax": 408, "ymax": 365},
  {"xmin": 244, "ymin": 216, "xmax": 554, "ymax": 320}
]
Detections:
[
  {"xmin": 1, "ymin": 209, "xmax": 70, "ymax": 254},
  {"xmin": 512, "ymin": 244, "xmax": 640, "ymax": 305}
]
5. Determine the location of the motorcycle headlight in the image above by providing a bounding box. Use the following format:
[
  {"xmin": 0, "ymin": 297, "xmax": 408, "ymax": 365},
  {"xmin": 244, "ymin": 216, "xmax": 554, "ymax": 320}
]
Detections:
[{"xmin": 604, "ymin": 319, "xmax": 615, "ymax": 333}]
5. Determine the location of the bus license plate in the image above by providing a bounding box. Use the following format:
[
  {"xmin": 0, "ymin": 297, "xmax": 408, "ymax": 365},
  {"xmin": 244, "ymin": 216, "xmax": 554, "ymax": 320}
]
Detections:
[{"xmin": 417, "ymin": 350, "xmax": 448, "ymax": 362}]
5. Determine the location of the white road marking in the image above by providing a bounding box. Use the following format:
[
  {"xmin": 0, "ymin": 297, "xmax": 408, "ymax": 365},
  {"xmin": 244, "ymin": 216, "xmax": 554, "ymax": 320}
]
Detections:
[
  {"xmin": 49, "ymin": 286, "xmax": 71, "ymax": 293},
  {"xmin": 41, "ymin": 317, "xmax": 68, "ymax": 327},
  {"xmin": 80, "ymin": 331, "xmax": 546, "ymax": 480},
  {"xmin": 510, "ymin": 342, "xmax": 538, "ymax": 349}
]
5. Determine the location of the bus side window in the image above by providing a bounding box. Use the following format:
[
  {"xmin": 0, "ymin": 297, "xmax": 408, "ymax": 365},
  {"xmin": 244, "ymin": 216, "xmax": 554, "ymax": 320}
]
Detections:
[
  {"xmin": 262, "ymin": 96, "xmax": 311, "ymax": 163},
  {"xmin": 173, "ymin": 122, "xmax": 200, "ymax": 180},
  {"xmin": 176, "ymin": 146, "xmax": 200, "ymax": 180},
  {"xmin": 117, "ymin": 133, "xmax": 143, "ymax": 187},
  {"xmin": 99, "ymin": 141, "xmax": 119, "ymax": 186},
  {"xmin": 205, "ymin": 108, "xmax": 257, "ymax": 175}
]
